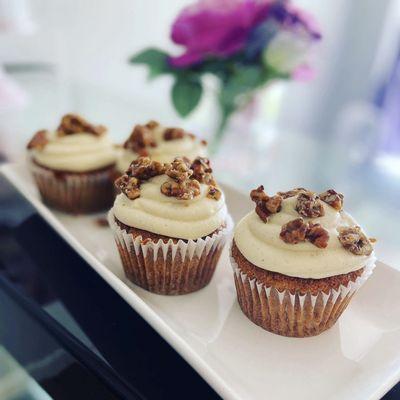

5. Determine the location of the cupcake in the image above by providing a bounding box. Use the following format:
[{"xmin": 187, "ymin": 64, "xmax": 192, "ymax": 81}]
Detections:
[
  {"xmin": 109, "ymin": 156, "xmax": 232, "ymax": 295},
  {"xmin": 116, "ymin": 120, "xmax": 207, "ymax": 174},
  {"xmin": 27, "ymin": 114, "xmax": 117, "ymax": 214},
  {"xmin": 231, "ymin": 186, "xmax": 376, "ymax": 337}
]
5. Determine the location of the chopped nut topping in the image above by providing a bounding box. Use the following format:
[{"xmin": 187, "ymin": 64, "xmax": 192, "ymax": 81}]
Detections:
[
  {"xmin": 306, "ymin": 222, "xmax": 329, "ymax": 248},
  {"xmin": 145, "ymin": 120, "xmax": 159, "ymax": 129},
  {"xmin": 250, "ymin": 185, "xmax": 283, "ymax": 222},
  {"xmin": 190, "ymin": 157, "xmax": 215, "ymax": 185},
  {"xmin": 123, "ymin": 124, "xmax": 156, "ymax": 155},
  {"xmin": 165, "ymin": 157, "xmax": 192, "ymax": 183},
  {"xmin": 277, "ymin": 188, "xmax": 307, "ymax": 199},
  {"xmin": 319, "ymin": 189, "xmax": 344, "ymax": 211},
  {"xmin": 164, "ymin": 127, "xmax": 185, "ymax": 141},
  {"xmin": 57, "ymin": 114, "xmax": 106, "ymax": 136},
  {"xmin": 338, "ymin": 226, "xmax": 373, "ymax": 256},
  {"xmin": 201, "ymin": 139, "xmax": 208, "ymax": 146},
  {"xmin": 207, "ymin": 186, "xmax": 221, "ymax": 200},
  {"xmin": 115, "ymin": 175, "xmax": 141, "ymax": 200},
  {"xmin": 96, "ymin": 217, "xmax": 109, "ymax": 227},
  {"xmin": 280, "ymin": 220, "xmax": 330, "ymax": 248},
  {"xmin": 129, "ymin": 157, "xmax": 166, "ymax": 180},
  {"xmin": 27, "ymin": 130, "xmax": 49, "ymax": 150},
  {"xmin": 295, "ymin": 191, "xmax": 325, "ymax": 218},
  {"xmin": 161, "ymin": 179, "xmax": 201, "ymax": 200},
  {"xmin": 280, "ymin": 218, "xmax": 308, "ymax": 244}
]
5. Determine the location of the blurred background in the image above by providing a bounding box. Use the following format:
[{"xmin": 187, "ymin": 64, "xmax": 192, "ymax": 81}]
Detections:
[{"xmin": 0, "ymin": 0, "xmax": 400, "ymax": 265}]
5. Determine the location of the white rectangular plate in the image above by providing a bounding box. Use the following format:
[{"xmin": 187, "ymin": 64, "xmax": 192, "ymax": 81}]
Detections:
[{"xmin": 2, "ymin": 163, "xmax": 400, "ymax": 400}]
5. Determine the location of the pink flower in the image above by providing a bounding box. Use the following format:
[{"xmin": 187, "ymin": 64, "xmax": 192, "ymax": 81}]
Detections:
[{"xmin": 169, "ymin": 0, "xmax": 271, "ymax": 67}]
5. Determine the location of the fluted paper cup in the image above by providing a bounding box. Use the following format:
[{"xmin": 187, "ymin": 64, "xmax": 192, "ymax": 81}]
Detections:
[
  {"xmin": 109, "ymin": 211, "xmax": 233, "ymax": 295},
  {"xmin": 230, "ymin": 250, "xmax": 375, "ymax": 337},
  {"xmin": 30, "ymin": 161, "xmax": 115, "ymax": 214}
]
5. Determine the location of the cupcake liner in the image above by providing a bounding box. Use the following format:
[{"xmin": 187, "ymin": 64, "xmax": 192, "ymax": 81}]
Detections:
[
  {"xmin": 230, "ymin": 250, "xmax": 375, "ymax": 337},
  {"xmin": 30, "ymin": 161, "xmax": 115, "ymax": 214},
  {"xmin": 108, "ymin": 211, "xmax": 233, "ymax": 295}
]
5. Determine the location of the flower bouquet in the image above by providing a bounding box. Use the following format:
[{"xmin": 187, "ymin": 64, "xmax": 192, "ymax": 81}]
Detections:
[{"xmin": 130, "ymin": 0, "xmax": 321, "ymax": 149}]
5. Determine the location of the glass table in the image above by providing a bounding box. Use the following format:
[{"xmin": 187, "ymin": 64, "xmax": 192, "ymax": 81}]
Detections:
[{"xmin": 0, "ymin": 176, "xmax": 219, "ymax": 399}]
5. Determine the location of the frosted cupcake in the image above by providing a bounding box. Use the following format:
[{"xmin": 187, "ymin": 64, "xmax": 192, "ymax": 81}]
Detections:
[
  {"xmin": 231, "ymin": 187, "xmax": 376, "ymax": 337},
  {"xmin": 109, "ymin": 156, "xmax": 232, "ymax": 295},
  {"xmin": 27, "ymin": 114, "xmax": 117, "ymax": 213},
  {"xmin": 116, "ymin": 120, "xmax": 207, "ymax": 173}
]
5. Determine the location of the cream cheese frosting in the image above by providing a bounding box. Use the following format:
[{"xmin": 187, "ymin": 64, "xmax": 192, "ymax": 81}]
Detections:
[
  {"xmin": 116, "ymin": 124, "xmax": 207, "ymax": 172},
  {"xmin": 112, "ymin": 175, "xmax": 227, "ymax": 240},
  {"xmin": 32, "ymin": 132, "xmax": 117, "ymax": 172},
  {"xmin": 234, "ymin": 195, "xmax": 376, "ymax": 279}
]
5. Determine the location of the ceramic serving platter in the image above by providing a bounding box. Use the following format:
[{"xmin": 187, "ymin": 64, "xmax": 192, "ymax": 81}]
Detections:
[{"xmin": 2, "ymin": 162, "xmax": 400, "ymax": 400}]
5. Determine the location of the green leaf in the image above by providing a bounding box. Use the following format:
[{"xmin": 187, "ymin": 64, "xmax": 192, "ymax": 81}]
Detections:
[
  {"xmin": 129, "ymin": 48, "xmax": 170, "ymax": 79},
  {"xmin": 171, "ymin": 76, "xmax": 203, "ymax": 117}
]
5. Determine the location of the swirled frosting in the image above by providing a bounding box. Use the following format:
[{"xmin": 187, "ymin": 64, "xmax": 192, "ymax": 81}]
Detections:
[
  {"xmin": 234, "ymin": 195, "xmax": 376, "ymax": 279},
  {"xmin": 116, "ymin": 124, "xmax": 207, "ymax": 172},
  {"xmin": 112, "ymin": 175, "xmax": 227, "ymax": 239},
  {"xmin": 32, "ymin": 132, "xmax": 117, "ymax": 172}
]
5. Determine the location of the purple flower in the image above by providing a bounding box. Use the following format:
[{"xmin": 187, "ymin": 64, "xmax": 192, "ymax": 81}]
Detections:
[{"xmin": 169, "ymin": 0, "xmax": 271, "ymax": 68}]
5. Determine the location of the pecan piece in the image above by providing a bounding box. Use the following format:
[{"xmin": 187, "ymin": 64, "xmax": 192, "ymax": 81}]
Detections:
[
  {"xmin": 306, "ymin": 222, "xmax": 329, "ymax": 248},
  {"xmin": 161, "ymin": 179, "xmax": 201, "ymax": 200},
  {"xmin": 280, "ymin": 218, "xmax": 308, "ymax": 244},
  {"xmin": 319, "ymin": 189, "xmax": 344, "ymax": 211},
  {"xmin": 124, "ymin": 124, "xmax": 156, "ymax": 154},
  {"xmin": 57, "ymin": 114, "xmax": 106, "ymax": 136},
  {"xmin": 128, "ymin": 157, "xmax": 165, "ymax": 180},
  {"xmin": 165, "ymin": 157, "xmax": 192, "ymax": 183},
  {"xmin": 277, "ymin": 187, "xmax": 307, "ymax": 199},
  {"xmin": 145, "ymin": 120, "xmax": 159, "ymax": 129},
  {"xmin": 190, "ymin": 157, "xmax": 215, "ymax": 185},
  {"xmin": 27, "ymin": 130, "xmax": 49, "ymax": 150},
  {"xmin": 338, "ymin": 226, "xmax": 373, "ymax": 256},
  {"xmin": 250, "ymin": 185, "xmax": 282, "ymax": 222},
  {"xmin": 207, "ymin": 185, "xmax": 221, "ymax": 200},
  {"xmin": 164, "ymin": 127, "xmax": 185, "ymax": 141},
  {"xmin": 115, "ymin": 175, "xmax": 140, "ymax": 200},
  {"xmin": 295, "ymin": 191, "xmax": 325, "ymax": 218}
]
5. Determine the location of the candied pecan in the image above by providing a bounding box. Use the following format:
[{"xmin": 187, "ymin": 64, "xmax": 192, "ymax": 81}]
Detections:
[
  {"xmin": 57, "ymin": 114, "xmax": 106, "ymax": 136},
  {"xmin": 145, "ymin": 120, "xmax": 159, "ymax": 129},
  {"xmin": 164, "ymin": 127, "xmax": 185, "ymax": 141},
  {"xmin": 277, "ymin": 187, "xmax": 307, "ymax": 199},
  {"xmin": 250, "ymin": 185, "xmax": 268, "ymax": 202},
  {"xmin": 295, "ymin": 191, "xmax": 325, "ymax": 218},
  {"xmin": 280, "ymin": 218, "xmax": 308, "ymax": 244},
  {"xmin": 338, "ymin": 226, "xmax": 373, "ymax": 256},
  {"xmin": 250, "ymin": 185, "xmax": 282, "ymax": 222},
  {"xmin": 319, "ymin": 189, "xmax": 344, "ymax": 211},
  {"xmin": 191, "ymin": 157, "xmax": 216, "ymax": 185},
  {"xmin": 161, "ymin": 179, "xmax": 201, "ymax": 200},
  {"xmin": 165, "ymin": 157, "xmax": 192, "ymax": 183},
  {"xmin": 128, "ymin": 157, "xmax": 165, "ymax": 180},
  {"xmin": 306, "ymin": 222, "xmax": 329, "ymax": 248},
  {"xmin": 207, "ymin": 186, "xmax": 221, "ymax": 200},
  {"xmin": 123, "ymin": 124, "xmax": 156, "ymax": 153},
  {"xmin": 27, "ymin": 130, "xmax": 49, "ymax": 150},
  {"xmin": 115, "ymin": 175, "xmax": 140, "ymax": 200}
]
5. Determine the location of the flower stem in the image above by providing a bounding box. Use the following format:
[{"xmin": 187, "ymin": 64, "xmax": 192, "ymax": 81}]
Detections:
[{"xmin": 210, "ymin": 106, "xmax": 233, "ymax": 154}]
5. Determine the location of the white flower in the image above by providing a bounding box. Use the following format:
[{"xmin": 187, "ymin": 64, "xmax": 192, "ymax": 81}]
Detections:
[{"xmin": 263, "ymin": 30, "xmax": 313, "ymax": 74}]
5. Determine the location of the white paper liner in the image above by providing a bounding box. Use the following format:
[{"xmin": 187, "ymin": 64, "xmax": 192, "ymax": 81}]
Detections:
[
  {"xmin": 108, "ymin": 210, "xmax": 233, "ymax": 295},
  {"xmin": 229, "ymin": 247, "xmax": 376, "ymax": 337},
  {"xmin": 30, "ymin": 161, "xmax": 115, "ymax": 213}
]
